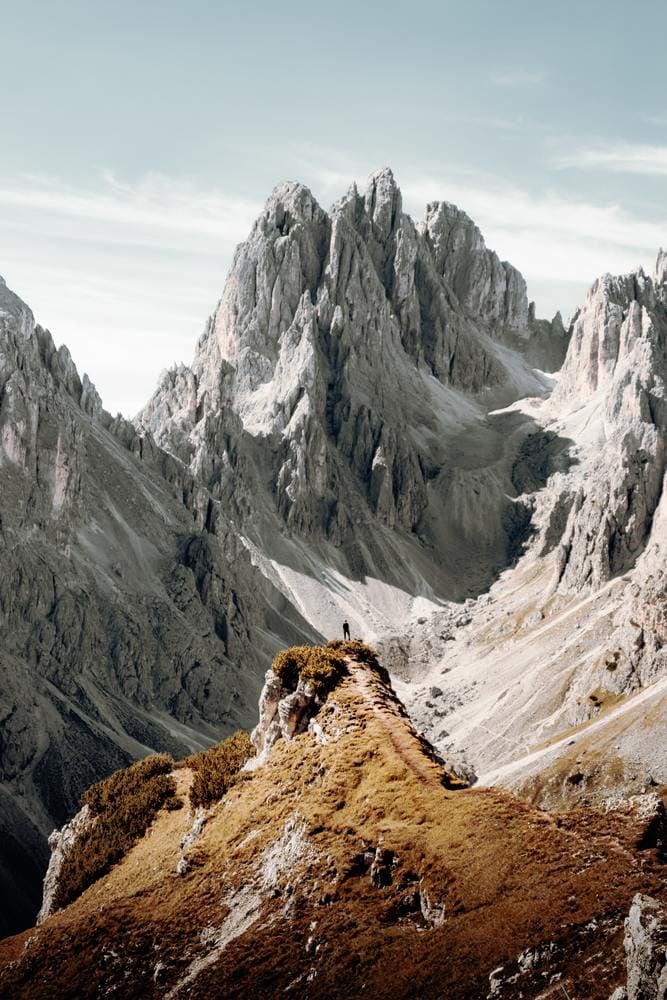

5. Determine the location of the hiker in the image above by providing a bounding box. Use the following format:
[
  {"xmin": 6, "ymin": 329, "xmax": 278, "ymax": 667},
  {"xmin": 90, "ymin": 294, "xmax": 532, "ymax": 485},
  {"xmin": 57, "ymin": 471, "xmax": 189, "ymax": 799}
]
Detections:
[{"xmin": 343, "ymin": 620, "xmax": 350, "ymax": 640}]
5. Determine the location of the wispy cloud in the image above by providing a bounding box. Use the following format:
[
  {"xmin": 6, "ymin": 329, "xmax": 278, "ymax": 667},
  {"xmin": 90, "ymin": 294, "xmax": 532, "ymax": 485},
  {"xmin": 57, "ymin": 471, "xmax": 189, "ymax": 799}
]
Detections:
[
  {"xmin": 0, "ymin": 170, "xmax": 265, "ymax": 414},
  {"xmin": 0, "ymin": 172, "xmax": 261, "ymax": 248},
  {"xmin": 637, "ymin": 111, "xmax": 667, "ymax": 128},
  {"xmin": 491, "ymin": 69, "xmax": 546, "ymax": 87},
  {"xmin": 436, "ymin": 112, "xmax": 541, "ymax": 131},
  {"xmin": 554, "ymin": 142, "xmax": 667, "ymax": 176}
]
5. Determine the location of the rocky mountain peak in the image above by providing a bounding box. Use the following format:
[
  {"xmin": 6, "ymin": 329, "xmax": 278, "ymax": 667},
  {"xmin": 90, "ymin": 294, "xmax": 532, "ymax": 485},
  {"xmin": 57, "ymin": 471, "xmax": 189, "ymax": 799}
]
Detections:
[
  {"xmin": 136, "ymin": 167, "xmax": 572, "ymax": 624},
  {"xmin": 259, "ymin": 180, "xmax": 326, "ymax": 234},
  {"xmin": 363, "ymin": 165, "xmax": 403, "ymax": 238},
  {"xmin": 556, "ymin": 262, "xmax": 666, "ymax": 405},
  {"xmin": 422, "ymin": 198, "xmax": 529, "ymax": 334},
  {"xmin": 656, "ymin": 247, "xmax": 667, "ymax": 286}
]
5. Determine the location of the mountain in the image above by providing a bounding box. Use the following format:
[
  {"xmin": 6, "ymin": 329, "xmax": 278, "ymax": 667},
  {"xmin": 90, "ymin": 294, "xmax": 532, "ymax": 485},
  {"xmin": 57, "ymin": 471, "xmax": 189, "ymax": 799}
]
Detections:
[
  {"xmin": 0, "ymin": 165, "xmax": 665, "ymax": 960},
  {"xmin": 0, "ymin": 276, "xmax": 316, "ymax": 936},
  {"xmin": 396, "ymin": 252, "xmax": 667, "ymax": 804},
  {"xmin": 138, "ymin": 168, "xmax": 568, "ymax": 632},
  {"xmin": 1, "ymin": 649, "xmax": 664, "ymax": 999}
]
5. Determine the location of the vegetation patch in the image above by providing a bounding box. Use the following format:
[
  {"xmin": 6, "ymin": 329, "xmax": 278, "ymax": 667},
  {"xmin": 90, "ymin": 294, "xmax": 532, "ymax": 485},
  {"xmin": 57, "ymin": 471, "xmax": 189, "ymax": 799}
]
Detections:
[
  {"xmin": 326, "ymin": 639, "xmax": 380, "ymax": 666},
  {"xmin": 272, "ymin": 644, "xmax": 347, "ymax": 697},
  {"xmin": 272, "ymin": 645, "xmax": 313, "ymax": 689},
  {"xmin": 183, "ymin": 730, "xmax": 255, "ymax": 809},
  {"xmin": 54, "ymin": 753, "xmax": 178, "ymax": 911}
]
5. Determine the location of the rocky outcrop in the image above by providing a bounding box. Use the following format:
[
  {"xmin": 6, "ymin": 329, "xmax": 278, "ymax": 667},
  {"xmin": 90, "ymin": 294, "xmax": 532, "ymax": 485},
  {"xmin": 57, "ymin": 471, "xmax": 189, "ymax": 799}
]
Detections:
[
  {"xmin": 250, "ymin": 669, "xmax": 320, "ymax": 758},
  {"xmin": 610, "ymin": 894, "xmax": 667, "ymax": 1000},
  {"xmin": 37, "ymin": 805, "xmax": 91, "ymax": 924},
  {"xmin": 421, "ymin": 200, "xmax": 529, "ymax": 336},
  {"xmin": 548, "ymin": 256, "xmax": 667, "ymax": 593}
]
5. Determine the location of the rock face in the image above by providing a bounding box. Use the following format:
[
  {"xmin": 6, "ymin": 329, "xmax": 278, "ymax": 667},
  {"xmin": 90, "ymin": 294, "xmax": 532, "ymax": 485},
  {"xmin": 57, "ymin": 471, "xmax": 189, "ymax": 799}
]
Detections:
[
  {"xmin": 611, "ymin": 894, "xmax": 667, "ymax": 1000},
  {"xmin": 548, "ymin": 261, "xmax": 667, "ymax": 593},
  {"xmin": 393, "ymin": 251, "xmax": 667, "ymax": 808},
  {"xmin": 0, "ymin": 276, "xmax": 316, "ymax": 936},
  {"xmin": 139, "ymin": 168, "xmax": 567, "ymax": 630},
  {"xmin": 37, "ymin": 805, "xmax": 91, "ymax": 924},
  {"xmin": 250, "ymin": 669, "xmax": 320, "ymax": 758}
]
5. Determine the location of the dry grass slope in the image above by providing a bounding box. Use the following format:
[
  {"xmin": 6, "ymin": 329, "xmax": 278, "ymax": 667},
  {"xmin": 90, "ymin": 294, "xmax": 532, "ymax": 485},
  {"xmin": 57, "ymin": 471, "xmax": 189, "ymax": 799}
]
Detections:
[
  {"xmin": 3, "ymin": 656, "xmax": 663, "ymax": 999},
  {"xmin": 53, "ymin": 753, "xmax": 178, "ymax": 911}
]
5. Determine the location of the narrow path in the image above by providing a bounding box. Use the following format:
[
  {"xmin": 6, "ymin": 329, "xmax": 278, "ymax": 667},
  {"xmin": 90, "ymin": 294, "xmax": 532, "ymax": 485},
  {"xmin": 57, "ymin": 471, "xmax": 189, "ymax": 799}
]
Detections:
[{"xmin": 347, "ymin": 660, "xmax": 464, "ymax": 789}]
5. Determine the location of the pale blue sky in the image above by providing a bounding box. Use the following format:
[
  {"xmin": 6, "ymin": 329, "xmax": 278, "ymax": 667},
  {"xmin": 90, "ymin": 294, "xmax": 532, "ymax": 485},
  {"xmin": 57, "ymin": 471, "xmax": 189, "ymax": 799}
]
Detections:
[{"xmin": 1, "ymin": 0, "xmax": 665, "ymax": 413}]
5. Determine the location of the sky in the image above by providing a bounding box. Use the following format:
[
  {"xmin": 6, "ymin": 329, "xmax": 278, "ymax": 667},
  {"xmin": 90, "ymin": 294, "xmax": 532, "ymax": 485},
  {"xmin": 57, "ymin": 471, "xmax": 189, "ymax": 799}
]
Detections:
[{"xmin": 0, "ymin": 0, "xmax": 665, "ymax": 415}]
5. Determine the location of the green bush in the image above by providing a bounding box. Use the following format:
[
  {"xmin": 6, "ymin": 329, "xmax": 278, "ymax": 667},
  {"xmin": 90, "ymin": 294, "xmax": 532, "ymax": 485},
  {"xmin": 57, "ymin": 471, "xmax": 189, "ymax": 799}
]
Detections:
[
  {"xmin": 54, "ymin": 754, "xmax": 177, "ymax": 911},
  {"xmin": 184, "ymin": 730, "xmax": 255, "ymax": 809}
]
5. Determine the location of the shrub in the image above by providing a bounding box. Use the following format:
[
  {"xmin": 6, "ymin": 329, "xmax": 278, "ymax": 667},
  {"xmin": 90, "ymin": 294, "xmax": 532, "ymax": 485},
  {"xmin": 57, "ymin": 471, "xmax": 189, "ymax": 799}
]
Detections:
[
  {"xmin": 184, "ymin": 730, "xmax": 255, "ymax": 809},
  {"xmin": 272, "ymin": 644, "xmax": 347, "ymax": 697},
  {"xmin": 54, "ymin": 754, "xmax": 177, "ymax": 911},
  {"xmin": 81, "ymin": 752, "xmax": 174, "ymax": 813},
  {"xmin": 272, "ymin": 645, "xmax": 312, "ymax": 689},
  {"xmin": 299, "ymin": 647, "xmax": 346, "ymax": 696}
]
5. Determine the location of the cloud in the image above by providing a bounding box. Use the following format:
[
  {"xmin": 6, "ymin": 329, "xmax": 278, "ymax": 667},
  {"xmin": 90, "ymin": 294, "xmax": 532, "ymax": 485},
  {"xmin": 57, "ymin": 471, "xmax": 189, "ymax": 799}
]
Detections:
[
  {"xmin": 554, "ymin": 142, "xmax": 667, "ymax": 176},
  {"xmin": 0, "ymin": 170, "xmax": 264, "ymax": 415},
  {"xmin": 0, "ymin": 171, "xmax": 261, "ymax": 249},
  {"xmin": 636, "ymin": 112, "xmax": 667, "ymax": 128},
  {"xmin": 491, "ymin": 69, "xmax": 546, "ymax": 87}
]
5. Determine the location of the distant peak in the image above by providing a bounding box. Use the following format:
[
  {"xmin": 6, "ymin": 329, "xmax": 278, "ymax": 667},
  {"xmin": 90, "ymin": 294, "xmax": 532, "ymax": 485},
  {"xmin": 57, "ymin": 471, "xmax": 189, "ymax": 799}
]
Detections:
[
  {"xmin": 364, "ymin": 166, "xmax": 402, "ymax": 235},
  {"xmin": 266, "ymin": 179, "xmax": 314, "ymax": 202},
  {"xmin": 259, "ymin": 180, "xmax": 325, "ymax": 232},
  {"xmin": 264, "ymin": 180, "xmax": 317, "ymax": 211},
  {"xmin": 656, "ymin": 247, "xmax": 667, "ymax": 285},
  {"xmin": 366, "ymin": 165, "xmax": 397, "ymax": 187}
]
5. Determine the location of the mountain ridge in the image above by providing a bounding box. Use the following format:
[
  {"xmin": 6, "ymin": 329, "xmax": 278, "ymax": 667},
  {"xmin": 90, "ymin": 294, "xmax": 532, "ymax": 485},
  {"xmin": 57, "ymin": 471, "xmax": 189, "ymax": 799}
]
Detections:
[
  {"xmin": 0, "ymin": 166, "xmax": 665, "ymax": 952},
  {"xmin": 1, "ymin": 649, "xmax": 664, "ymax": 999}
]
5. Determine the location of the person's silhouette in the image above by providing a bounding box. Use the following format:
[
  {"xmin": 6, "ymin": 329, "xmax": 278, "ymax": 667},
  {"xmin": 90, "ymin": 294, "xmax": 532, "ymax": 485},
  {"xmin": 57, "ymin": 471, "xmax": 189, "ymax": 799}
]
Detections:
[{"xmin": 343, "ymin": 620, "xmax": 350, "ymax": 640}]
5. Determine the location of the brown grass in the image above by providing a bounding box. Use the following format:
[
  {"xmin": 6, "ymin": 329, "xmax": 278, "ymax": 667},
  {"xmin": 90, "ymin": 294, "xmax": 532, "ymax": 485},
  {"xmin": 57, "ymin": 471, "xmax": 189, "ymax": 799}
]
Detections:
[
  {"xmin": 53, "ymin": 753, "xmax": 178, "ymax": 911},
  {"xmin": 272, "ymin": 645, "xmax": 313, "ymax": 689},
  {"xmin": 183, "ymin": 731, "xmax": 255, "ymax": 809},
  {"xmin": 326, "ymin": 639, "xmax": 379, "ymax": 664},
  {"xmin": 272, "ymin": 644, "xmax": 347, "ymax": 696},
  {"xmin": 3, "ymin": 667, "xmax": 665, "ymax": 1000}
]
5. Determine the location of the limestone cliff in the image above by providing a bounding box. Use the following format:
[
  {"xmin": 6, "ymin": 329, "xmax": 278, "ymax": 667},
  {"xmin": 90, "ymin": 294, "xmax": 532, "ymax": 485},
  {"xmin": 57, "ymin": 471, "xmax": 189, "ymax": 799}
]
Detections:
[
  {"xmin": 0, "ymin": 276, "xmax": 316, "ymax": 936},
  {"xmin": 139, "ymin": 169, "xmax": 566, "ymax": 629}
]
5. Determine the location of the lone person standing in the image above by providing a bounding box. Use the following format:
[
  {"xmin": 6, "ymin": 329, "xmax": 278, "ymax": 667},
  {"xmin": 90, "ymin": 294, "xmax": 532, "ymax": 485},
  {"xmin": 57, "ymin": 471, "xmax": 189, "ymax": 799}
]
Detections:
[{"xmin": 343, "ymin": 620, "xmax": 351, "ymax": 640}]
